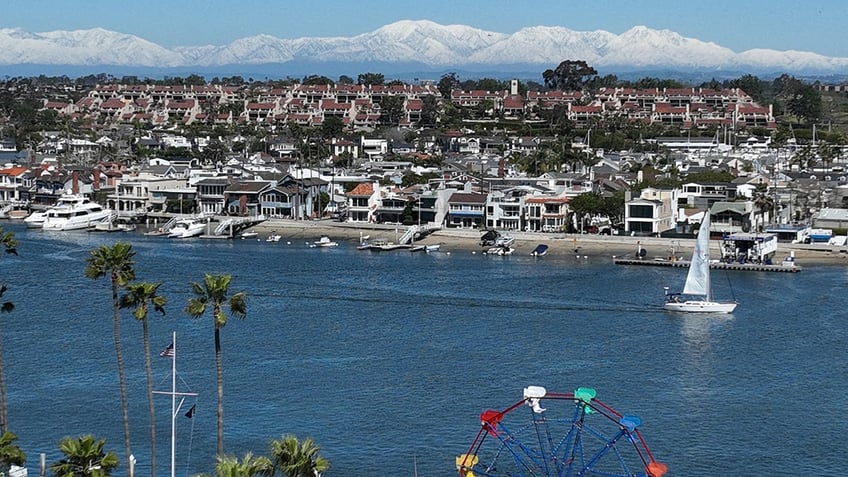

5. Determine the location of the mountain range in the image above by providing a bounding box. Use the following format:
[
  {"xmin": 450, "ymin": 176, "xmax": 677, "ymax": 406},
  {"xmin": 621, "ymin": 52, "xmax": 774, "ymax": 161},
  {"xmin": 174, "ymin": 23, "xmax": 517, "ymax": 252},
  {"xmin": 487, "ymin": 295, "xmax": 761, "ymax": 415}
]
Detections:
[{"xmin": 1, "ymin": 20, "xmax": 846, "ymax": 80}]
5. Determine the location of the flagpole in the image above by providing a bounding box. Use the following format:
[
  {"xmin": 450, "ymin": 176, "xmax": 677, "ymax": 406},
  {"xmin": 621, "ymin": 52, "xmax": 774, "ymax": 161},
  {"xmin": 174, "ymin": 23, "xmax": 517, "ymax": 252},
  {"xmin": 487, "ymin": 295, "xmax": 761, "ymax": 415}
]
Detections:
[
  {"xmin": 153, "ymin": 334, "xmax": 196, "ymax": 477},
  {"xmin": 171, "ymin": 331, "xmax": 177, "ymax": 477}
]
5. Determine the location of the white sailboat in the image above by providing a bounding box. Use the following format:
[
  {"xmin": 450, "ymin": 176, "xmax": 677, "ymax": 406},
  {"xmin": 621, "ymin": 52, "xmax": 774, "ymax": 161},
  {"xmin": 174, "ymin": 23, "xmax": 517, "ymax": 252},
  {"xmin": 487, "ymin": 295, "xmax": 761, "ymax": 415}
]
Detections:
[{"xmin": 664, "ymin": 213, "xmax": 737, "ymax": 313}]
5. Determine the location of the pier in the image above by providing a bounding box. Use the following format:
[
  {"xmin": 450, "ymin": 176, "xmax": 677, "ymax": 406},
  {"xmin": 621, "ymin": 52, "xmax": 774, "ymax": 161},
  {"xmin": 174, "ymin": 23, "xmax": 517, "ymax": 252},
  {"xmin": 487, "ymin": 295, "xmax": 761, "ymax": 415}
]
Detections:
[{"xmin": 613, "ymin": 258, "xmax": 802, "ymax": 273}]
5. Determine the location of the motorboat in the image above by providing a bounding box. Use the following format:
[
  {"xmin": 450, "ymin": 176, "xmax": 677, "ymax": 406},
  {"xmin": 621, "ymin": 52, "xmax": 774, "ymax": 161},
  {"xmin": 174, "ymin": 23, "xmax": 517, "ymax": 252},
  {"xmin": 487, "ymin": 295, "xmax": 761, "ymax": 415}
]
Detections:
[
  {"xmin": 239, "ymin": 231, "xmax": 259, "ymax": 240},
  {"xmin": 94, "ymin": 215, "xmax": 136, "ymax": 232},
  {"xmin": 309, "ymin": 236, "xmax": 339, "ymax": 248},
  {"xmin": 23, "ymin": 211, "xmax": 48, "ymax": 228},
  {"xmin": 266, "ymin": 233, "xmax": 282, "ymax": 242},
  {"xmin": 664, "ymin": 213, "xmax": 737, "ymax": 313},
  {"xmin": 484, "ymin": 245, "xmax": 513, "ymax": 256},
  {"xmin": 530, "ymin": 244, "xmax": 549, "ymax": 256},
  {"xmin": 0, "ymin": 201, "xmax": 30, "ymax": 220},
  {"xmin": 479, "ymin": 229, "xmax": 515, "ymax": 248},
  {"xmin": 40, "ymin": 193, "xmax": 113, "ymax": 231},
  {"xmin": 167, "ymin": 217, "xmax": 208, "ymax": 238},
  {"xmin": 368, "ymin": 240, "xmax": 412, "ymax": 251}
]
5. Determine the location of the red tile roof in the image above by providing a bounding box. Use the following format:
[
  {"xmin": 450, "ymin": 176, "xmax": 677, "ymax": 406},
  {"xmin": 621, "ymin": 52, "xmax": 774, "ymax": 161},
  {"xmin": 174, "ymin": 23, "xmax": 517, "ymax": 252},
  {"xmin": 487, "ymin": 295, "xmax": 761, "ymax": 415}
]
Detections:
[{"xmin": 347, "ymin": 183, "xmax": 374, "ymax": 196}]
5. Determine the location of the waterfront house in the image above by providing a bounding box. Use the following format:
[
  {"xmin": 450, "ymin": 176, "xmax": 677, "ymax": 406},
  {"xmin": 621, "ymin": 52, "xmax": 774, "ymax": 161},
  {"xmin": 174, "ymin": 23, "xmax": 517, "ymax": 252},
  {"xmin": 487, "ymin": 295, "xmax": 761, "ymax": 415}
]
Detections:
[
  {"xmin": 259, "ymin": 184, "xmax": 300, "ymax": 218},
  {"xmin": 194, "ymin": 177, "xmax": 227, "ymax": 215},
  {"xmin": 345, "ymin": 182, "xmax": 378, "ymax": 223},
  {"xmin": 374, "ymin": 190, "xmax": 408, "ymax": 224},
  {"xmin": 0, "ymin": 166, "xmax": 31, "ymax": 202},
  {"xmin": 710, "ymin": 201, "xmax": 755, "ymax": 234},
  {"xmin": 677, "ymin": 182, "xmax": 738, "ymax": 210},
  {"xmin": 624, "ymin": 187, "xmax": 676, "ymax": 236},
  {"xmin": 446, "ymin": 190, "xmax": 486, "ymax": 228},
  {"xmin": 111, "ymin": 176, "xmax": 185, "ymax": 215},
  {"xmin": 225, "ymin": 180, "xmax": 273, "ymax": 216},
  {"xmin": 524, "ymin": 196, "xmax": 570, "ymax": 232},
  {"xmin": 485, "ymin": 189, "xmax": 525, "ymax": 231}
]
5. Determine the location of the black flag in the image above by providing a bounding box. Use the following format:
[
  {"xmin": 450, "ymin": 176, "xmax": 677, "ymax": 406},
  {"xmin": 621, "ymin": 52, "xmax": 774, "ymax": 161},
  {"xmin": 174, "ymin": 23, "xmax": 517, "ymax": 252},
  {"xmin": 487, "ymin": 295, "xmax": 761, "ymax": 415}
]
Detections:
[{"xmin": 185, "ymin": 404, "xmax": 196, "ymax": 419}]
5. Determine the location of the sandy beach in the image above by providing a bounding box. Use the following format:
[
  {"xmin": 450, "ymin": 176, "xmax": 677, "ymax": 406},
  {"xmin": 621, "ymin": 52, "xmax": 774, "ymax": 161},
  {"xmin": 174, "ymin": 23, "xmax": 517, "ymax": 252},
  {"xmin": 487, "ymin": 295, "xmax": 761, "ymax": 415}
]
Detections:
[{"xmin": 243, "ymin": 218, "xmax": 848, "ymax": 267}]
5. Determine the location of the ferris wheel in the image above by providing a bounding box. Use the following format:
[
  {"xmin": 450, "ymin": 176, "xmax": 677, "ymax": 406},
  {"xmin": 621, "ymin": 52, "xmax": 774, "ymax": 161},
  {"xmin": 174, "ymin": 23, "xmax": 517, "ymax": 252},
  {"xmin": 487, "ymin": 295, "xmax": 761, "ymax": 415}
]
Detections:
[{"xmin": 456, "ymin": 386, "xmax": 667, "ymax": 477}]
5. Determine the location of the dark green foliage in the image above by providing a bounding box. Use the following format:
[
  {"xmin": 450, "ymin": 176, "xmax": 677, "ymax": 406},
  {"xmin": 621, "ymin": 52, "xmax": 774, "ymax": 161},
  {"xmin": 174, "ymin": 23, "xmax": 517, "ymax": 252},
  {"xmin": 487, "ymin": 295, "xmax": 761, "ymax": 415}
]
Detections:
[{"xmin": 542, "ymin": 60, "xmax": 598, "ymax": 90}]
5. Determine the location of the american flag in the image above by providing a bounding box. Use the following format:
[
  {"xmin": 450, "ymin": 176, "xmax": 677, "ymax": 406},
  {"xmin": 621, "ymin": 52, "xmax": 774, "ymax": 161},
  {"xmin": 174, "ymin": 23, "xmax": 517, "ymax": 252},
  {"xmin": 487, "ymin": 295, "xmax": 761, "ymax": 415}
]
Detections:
[{"xmin": 160, "ymin": 342, "xmax": 175, "ymax": 358}]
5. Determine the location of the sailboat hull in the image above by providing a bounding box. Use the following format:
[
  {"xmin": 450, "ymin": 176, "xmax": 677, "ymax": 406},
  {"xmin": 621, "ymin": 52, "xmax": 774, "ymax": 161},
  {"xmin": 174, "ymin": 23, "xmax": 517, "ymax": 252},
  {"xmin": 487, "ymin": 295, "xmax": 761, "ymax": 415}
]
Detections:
[{"xmin": 664, "ymin": 300, "xmax": 737, "ymax": 313}]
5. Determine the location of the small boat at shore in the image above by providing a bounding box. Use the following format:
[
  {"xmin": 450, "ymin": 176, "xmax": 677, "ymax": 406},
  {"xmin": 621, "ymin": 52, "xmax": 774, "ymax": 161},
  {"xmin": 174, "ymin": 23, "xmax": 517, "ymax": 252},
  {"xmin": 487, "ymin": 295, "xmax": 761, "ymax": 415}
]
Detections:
[
  {"xmin": 484, "ymin": 245, "xmax": 513, "ymax": 256},
  {"xmin": 240, "ymin": 231, "xmax": 259, "ymax": 240},
  {"xmin": 367, "ymin": 239, "xmax": 411, "ymax": 251},
  {"xmin": 167, "ymin": 217, "xmax": 208, "ymax": 238},
  {"xmin": 531, "ymin": 244, "xmax": 548, "ymax": 256},
  {"xmin": 309, "ymin": 236, "xmax": 338, "ymax": 248}
]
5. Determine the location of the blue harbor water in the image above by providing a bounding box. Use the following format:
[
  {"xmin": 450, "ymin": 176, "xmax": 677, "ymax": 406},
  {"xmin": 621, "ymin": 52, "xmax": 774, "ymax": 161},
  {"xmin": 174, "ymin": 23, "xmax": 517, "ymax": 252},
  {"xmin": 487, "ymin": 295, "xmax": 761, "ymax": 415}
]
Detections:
[{"xmin": 0, "ymin": 222, "xmax": 846, "ymax": 476}]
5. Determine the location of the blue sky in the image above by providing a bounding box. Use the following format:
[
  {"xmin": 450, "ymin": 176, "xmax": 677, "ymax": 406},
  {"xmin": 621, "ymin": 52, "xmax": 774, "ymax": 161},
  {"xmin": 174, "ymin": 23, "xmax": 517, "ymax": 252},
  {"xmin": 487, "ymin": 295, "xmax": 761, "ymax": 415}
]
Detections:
[{"xmin": 6, "ymin": 0, "xmax": 848, "ymax": 57}]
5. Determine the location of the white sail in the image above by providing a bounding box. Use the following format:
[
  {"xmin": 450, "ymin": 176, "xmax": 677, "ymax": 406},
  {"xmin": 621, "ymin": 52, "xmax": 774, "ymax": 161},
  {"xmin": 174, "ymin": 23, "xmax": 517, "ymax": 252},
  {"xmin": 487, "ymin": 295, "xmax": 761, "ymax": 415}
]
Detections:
[{"xmin": 682, "ymin": 213, "xmax": 711, "ymax": 298}]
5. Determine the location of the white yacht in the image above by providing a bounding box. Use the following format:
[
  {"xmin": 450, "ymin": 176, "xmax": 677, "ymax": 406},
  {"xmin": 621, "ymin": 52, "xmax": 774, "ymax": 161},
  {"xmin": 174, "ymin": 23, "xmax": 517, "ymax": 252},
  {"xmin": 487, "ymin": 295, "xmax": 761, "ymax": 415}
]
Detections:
[
  {"xmin": 167, "ymin": 217, "xmax": 208, "ymax": 238},
  {"xmin": 23, "ymin": 210, "xmax": 48, "ymax": 228},
  {"xmin": 40, "ymin": 193, "xmax": 113, "ymax": 231}
]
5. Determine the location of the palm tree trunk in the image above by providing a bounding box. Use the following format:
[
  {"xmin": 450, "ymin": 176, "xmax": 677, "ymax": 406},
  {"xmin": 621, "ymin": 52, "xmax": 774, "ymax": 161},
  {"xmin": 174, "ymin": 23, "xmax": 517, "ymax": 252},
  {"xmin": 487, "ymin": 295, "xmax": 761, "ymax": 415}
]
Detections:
[
  {"xmin": 214, "ymin": 327, "xmax": 225, "ymax": 456},
  {"xmin": 112, "ymin": 278, "xmax": 132, "ymax": 465},
  {"xmin": 0, "ymin": 324, "xmax": 7, "ymax": 433},
  {"xmin": 142, "ymin": 319, "xmax": 156, "ymax": 477}
]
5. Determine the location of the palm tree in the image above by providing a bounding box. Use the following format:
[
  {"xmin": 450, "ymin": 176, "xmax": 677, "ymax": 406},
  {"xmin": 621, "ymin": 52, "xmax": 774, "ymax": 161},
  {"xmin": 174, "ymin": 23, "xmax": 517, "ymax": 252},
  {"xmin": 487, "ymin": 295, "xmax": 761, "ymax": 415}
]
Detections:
[
  {"xmin": 0, "ymin": 226, "xmax": 17, "ymax": 433},
  {"xmin": 185, "ymin": 273, "xmax": 247, "ymax": 456},
  {"xmin": 50, "ymin": 435, "xmax": 119, "ymax": 477},
  {"xmin": 0, "ymin": 430, "xmax": 26, "ymax": 476},
  {"xmin": 270, "ymin": 435, "xmax": 330, "ymax": 477},
  {"xmin": 205, "ymin": 453, "xmax": 273, "ymax": 477},
  {"xmin": 119, "ymin": 282, "xmax": 166, "ymax": 477},
  {"xmin": 752, "ymin": 185, "xmax": 775, "ymax": 233},
  {"xmin": 84, "ymin": 243, "xmax": 136, "ymax": 465}
]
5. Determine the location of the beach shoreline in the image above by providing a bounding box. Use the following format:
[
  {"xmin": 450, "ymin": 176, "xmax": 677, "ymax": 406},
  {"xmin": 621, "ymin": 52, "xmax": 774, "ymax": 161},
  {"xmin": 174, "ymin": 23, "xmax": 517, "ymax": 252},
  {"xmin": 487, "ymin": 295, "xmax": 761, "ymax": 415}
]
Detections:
[{"xmin": 239, "ymin": 218, "xmax": 848, "ymax": 267}]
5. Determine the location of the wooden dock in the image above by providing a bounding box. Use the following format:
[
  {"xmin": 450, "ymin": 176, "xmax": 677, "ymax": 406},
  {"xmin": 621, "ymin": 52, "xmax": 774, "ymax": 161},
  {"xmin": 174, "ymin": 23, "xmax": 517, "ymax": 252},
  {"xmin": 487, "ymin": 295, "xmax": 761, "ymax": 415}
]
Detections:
[{"xmin": 613, "ymin": 258, "xmax": 802, "ymax": 272}]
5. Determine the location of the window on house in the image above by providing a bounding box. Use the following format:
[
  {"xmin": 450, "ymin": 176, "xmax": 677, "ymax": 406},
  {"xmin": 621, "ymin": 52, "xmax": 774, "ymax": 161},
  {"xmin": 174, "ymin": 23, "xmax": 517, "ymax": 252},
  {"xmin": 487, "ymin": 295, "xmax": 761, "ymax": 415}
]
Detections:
[{"xmin": 629, "ymin": 204, "xmax": 654, "ymax": 218}]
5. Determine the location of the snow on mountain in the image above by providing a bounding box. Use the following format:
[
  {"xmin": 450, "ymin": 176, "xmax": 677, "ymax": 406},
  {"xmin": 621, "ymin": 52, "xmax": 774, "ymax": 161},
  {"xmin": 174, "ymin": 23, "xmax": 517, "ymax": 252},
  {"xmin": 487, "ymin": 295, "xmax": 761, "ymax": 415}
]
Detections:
[
  {"xmin": 595, "ymin": 26, "xmax": 737, "ymax": 68},
  {"xmin": 0, "ymin": 27, "xmax": 183, "ymax": 66},
  {"xmin": 0, "ymin": 20, "xmax": 845, "ymax": 75},
  {"xmin": 734, "ymin": 48, "xmax": 848, "ymax": 73},
  {"xmin": 468, "ymin": 26, "xmax": 615, "ymax": 64}
]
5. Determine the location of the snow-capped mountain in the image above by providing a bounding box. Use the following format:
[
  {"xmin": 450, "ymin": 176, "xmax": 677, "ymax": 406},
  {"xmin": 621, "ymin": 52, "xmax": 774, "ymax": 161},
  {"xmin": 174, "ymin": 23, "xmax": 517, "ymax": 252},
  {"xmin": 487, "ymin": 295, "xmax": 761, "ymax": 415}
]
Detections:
[{"xmin": 1, "ymin": 20, "xmax": 846, "ymax": 76}]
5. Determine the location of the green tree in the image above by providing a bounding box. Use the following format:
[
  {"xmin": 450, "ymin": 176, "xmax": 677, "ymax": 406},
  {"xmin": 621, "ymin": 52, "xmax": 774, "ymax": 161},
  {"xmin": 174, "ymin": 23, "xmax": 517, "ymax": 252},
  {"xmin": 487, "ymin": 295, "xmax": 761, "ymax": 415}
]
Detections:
[
  {"xmin": 185, "ymin": 274, "xmax": 247, "ymax": 456},
  {"xmin": 321, "ymin": 116, "xmax": 344, "ymax": 139},
  {"xmin": 84, "ymin": 243, "xmax": 136, "ymax": 466},
  {"xmin": 542, "ymin": 60, "xmax": 598, "ymax": 91},
  {"xmin": 356, "ymin": 72, "xmax": 385, "ymax": 85},
  {"xmin": 379, "ymin": 96, "xmax": 405, "ymax": 125},
  {"xmin": 50, "ymin": 435, "xmax": 119, "ymax": 477},
  {"xmin": 270, "ymin": 435, "xmax": 330, "ymax": 477},
  {"xmin": 119, "ymin": 282, "xmax": 167, "ymax": 477},
  {"xmin": 568, "ymin": 192, "xmax": 606, "ymax": 231},
  {"xmin": 437, "ymin": 72, "xmax": 460, "ymax": 99},
  {"xmin": 787, "ymin": 85, "xmax": 822, "ymax": 124},
  {"xmin": 0, "ymin": 431, "xmax": 26, "ymax": 476},
  {"xmin": 419, "ymin": 95, "xmax": 439, "ymax": 127},
  {"xmin": 334, "ymin": 151, "xmax": 355, "ymax": 168},
  {"xmin": 301, "ymin": 75, "xmax": 334, "ymax": 86},
  {"xmin": 0, "ymin": 226, "xmax": 18, "ymax": 433},
  {"xmin": 205, "ymin": 453, "xmax": 273, "ymax": 477}
]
